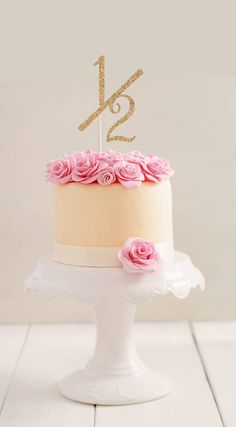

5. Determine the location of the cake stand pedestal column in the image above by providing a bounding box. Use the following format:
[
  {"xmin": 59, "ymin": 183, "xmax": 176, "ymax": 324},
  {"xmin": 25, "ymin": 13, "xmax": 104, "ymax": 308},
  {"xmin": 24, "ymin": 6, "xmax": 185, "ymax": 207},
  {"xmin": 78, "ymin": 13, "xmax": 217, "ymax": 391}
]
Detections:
[
  {"xmin": 25, "ymin": 252, "xmax": 204, "ymax": 405},
  {"xmin": 59, "ymin": 297, "xmax": 171, "ymax": 405}
]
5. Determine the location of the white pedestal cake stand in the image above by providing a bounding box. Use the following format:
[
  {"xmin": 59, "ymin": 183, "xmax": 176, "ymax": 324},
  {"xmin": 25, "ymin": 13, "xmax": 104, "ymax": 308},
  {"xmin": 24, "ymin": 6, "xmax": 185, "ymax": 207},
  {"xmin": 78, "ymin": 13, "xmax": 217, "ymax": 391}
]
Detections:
[{"xmin": 25, "ymin": 251, "xmax": 204, "ymax": 405}]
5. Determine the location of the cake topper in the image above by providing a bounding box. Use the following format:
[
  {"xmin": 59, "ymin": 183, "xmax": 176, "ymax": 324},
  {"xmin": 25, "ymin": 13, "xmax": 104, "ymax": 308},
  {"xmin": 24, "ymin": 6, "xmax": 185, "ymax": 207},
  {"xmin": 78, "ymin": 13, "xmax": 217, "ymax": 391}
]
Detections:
[{"xmin": 79, "ymin": 55, "xmax": 143, "ymax": 149}]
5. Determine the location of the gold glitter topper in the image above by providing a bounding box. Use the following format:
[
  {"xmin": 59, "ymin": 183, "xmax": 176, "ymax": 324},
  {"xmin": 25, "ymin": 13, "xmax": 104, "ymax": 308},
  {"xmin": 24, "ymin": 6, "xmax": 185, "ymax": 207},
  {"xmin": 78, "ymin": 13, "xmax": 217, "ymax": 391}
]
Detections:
[{"xmin": 79, "ymin": 56, "xmax": 143, "ymax": 143}]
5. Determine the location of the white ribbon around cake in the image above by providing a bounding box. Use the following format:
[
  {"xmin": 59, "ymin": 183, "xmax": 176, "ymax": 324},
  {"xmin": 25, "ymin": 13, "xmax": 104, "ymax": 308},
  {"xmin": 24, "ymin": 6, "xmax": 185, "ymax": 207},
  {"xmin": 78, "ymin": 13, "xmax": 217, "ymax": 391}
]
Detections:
[{"xmin": 53, "ymin": 241, "xmax": 173, "ymax": 267}]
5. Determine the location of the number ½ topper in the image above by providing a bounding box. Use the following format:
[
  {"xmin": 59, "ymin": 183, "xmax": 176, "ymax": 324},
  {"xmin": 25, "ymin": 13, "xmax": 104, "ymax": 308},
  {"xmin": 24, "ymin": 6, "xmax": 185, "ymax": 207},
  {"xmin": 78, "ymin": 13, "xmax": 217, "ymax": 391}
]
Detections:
[{"xmin": 79, "ymin": 56, "xmax": 143, "ymax": 143}]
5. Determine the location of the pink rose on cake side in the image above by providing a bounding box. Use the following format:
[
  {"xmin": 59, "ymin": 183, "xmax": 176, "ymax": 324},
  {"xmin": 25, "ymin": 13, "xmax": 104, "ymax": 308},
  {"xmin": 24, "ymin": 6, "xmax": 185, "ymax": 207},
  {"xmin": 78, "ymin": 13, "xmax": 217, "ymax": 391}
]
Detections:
[
  {"xmin": 97, "ymin": 166, "xmax": 116, "ymax": 186},
  {"xmin": 46, "ymin": 156, "xmax": 74, "ymax": 184},
  {"xmin": 141, "ymin": 157, "xmax": 174, "ymax": 183},
  {"xmin": 118, "ymin": 238, "xmax": 161, "ymax": 273},
  {"xmin": 72, "ymin": 154, "xmax": 108, "ymax": 184},
  {"xmin": 113, "ymin": 161, "xmax": 144, "ymax": 188}
]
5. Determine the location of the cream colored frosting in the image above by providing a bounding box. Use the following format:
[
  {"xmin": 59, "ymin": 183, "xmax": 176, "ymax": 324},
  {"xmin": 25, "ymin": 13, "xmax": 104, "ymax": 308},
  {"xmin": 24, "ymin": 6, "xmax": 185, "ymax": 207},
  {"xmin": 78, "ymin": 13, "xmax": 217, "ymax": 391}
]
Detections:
[{"xmin": 52, "ymin": 181, "xmax": 173, "ymax": 250}]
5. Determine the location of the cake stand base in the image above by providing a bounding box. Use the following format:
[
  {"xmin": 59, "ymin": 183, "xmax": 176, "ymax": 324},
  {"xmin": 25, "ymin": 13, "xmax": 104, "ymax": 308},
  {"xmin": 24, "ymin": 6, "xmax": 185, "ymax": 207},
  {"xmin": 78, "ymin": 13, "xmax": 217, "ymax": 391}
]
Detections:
[
  {"xmin": 58, "ymin": 298, "xmax": 172, "ymax": 405},
  {"xmin": 59, "ymin": 369, "xmax": 172, "ymax": 405}
]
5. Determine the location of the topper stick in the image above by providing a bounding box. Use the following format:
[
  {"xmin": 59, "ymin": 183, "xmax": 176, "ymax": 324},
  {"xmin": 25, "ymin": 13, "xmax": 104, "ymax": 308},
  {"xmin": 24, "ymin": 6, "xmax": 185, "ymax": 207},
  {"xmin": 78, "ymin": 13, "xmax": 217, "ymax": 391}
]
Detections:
[{"xmin": 98, "ymin": 115, "xmax": 103, "ymax": 152}]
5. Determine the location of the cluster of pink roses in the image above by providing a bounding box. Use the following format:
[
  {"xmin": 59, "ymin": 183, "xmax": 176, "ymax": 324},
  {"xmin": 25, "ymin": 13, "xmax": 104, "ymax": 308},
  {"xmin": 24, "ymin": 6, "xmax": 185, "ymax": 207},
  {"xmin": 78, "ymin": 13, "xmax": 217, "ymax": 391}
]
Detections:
[{"xmin": 46, "ymin": 149, "xmax": 174, "ymax": 189}]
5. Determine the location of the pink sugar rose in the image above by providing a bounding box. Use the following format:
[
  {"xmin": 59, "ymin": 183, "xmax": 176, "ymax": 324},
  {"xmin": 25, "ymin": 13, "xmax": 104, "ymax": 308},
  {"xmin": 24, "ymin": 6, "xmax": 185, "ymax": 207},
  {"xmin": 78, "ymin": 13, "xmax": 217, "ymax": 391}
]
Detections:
[
  {"xmin": 69, "ymin": 152, "xmax": 86, "ymax": 166},
  {"xmin": 46, "ymin": 156, "xmax": 74, "ymax": 184},
  {"xmin": 97, "ymin": 166, "xmax": 116, "ymax": 185},
  {"xmin": 113, "ymin": 161, "xmax": 144, "ymax": 188},
  {"xmin": 121, "ymin": 152, "xmax": 132, "ymax": 161},
  {"xmin": 146, "ymin": 153, "xmax": 158, "ymax": 158},
  {"xmin": 118, "ymin": 238, "xmax": 161, "ymax": 273},
  {"xmin": 129, "ymin": 150, "xmax": 146, "ymax": 160},
  {"xmin": 123, "ymin": 151, "xmax": 146, "ymax": 168},
  {"xmin": 140, "ymin": 157, "xmax": 174, "ymax": 183},
  {"xmin": 83, "ymin": 149, "xmax": 94, "ymax": 155},
  {"xmin": 94, "ymin": 151, "xmax": 109, "ymax": 161},
  {"xmin": 71, "ymin": 151, "xmax": 86, "ymax": 159},
  {"xmin": 72, "ymin": 154, "xmax": 108, "ymax": 184},
  {"xmin": 104, "ymin": 149, "xmax": 123, "ymax": 164}
]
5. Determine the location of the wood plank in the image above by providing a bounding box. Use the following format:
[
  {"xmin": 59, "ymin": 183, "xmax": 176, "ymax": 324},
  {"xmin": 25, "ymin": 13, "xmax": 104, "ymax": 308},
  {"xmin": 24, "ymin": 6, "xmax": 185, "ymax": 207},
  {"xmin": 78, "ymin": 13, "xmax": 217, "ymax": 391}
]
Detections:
[
  {"xmin": 95, "ymin": 322, "xmax": 223, "ymax": 427},
  {"xmin": 0, "ymin": 325, "xmax": 28, "ymax": 413},
  {"xmin": 193, "ymin": 322, "xmax": 236, "ymax": 427},
  {"xmin": 0, "ymin": 324, "xmax": 95, "ymax": 427}
]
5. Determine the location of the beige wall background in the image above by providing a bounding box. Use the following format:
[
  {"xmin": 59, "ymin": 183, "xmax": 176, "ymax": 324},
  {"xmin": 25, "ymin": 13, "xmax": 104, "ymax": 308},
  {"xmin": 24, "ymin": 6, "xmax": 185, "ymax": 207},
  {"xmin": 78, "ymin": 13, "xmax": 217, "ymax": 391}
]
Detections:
[{"xmin": 0, "ymin": 0, "xmax": 236, "ymax": 322}]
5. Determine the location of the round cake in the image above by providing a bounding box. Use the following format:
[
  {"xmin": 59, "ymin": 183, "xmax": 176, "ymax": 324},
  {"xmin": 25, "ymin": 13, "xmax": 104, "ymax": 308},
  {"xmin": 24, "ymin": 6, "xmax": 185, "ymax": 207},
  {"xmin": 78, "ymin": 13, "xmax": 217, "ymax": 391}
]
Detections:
[{"xmin": 46, "ymin": 150, "xmax": 174, "ymax": 269}]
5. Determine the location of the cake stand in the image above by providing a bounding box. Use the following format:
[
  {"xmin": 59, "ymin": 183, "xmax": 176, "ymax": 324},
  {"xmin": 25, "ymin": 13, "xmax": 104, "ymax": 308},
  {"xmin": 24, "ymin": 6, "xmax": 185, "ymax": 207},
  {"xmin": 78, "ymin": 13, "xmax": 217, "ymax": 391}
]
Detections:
[{"xmin": 25, "ymin": 251, "xmax": 204, "ymax": 405}]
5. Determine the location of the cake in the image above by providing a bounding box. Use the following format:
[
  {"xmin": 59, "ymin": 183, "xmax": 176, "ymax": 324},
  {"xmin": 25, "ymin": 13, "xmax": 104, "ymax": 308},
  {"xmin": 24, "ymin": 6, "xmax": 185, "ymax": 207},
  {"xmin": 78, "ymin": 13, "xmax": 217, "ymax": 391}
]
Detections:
[{"xmin": 46, "ymin": 150, "xmax": 174, "ymax": 271}]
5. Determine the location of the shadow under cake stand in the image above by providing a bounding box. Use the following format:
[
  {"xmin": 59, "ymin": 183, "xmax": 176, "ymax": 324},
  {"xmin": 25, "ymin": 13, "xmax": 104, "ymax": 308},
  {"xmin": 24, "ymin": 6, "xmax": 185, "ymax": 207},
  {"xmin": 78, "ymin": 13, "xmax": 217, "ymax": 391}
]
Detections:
[{"xmin": 25, "ymin": 251, "xmax": 204, "ymax": 405}]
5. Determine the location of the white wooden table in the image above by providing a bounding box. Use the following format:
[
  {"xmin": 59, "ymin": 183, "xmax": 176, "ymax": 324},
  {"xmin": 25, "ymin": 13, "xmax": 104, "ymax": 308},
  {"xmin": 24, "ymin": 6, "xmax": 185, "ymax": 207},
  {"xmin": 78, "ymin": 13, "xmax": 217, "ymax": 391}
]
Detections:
[{"xmin": 0, "ymin": 322, "xmax": 235, "ymax": 427}]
